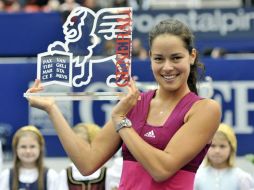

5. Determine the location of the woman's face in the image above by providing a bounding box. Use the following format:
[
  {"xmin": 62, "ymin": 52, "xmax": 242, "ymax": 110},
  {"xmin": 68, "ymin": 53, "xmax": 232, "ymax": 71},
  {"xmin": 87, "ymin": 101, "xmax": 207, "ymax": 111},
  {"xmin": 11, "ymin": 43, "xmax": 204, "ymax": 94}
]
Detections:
[
  {"xmin": 207, "ymin": 133, "xmax": 231, "ymax": 169},
  {"xmin": 150, "ymin": 34, "xmax": 195, "ymax": 92},
  {"xmin": 16, "ymin": 134, "xmax": 40, "ymax": 168}
]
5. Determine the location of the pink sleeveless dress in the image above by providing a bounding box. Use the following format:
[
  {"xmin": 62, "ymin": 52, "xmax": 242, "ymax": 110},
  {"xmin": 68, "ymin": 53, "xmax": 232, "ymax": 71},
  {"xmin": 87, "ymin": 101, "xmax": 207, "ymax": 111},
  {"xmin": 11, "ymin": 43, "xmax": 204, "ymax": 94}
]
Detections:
[{"xmin": 118, "ymin": 90, "xmax": 210, "ymax": 190}]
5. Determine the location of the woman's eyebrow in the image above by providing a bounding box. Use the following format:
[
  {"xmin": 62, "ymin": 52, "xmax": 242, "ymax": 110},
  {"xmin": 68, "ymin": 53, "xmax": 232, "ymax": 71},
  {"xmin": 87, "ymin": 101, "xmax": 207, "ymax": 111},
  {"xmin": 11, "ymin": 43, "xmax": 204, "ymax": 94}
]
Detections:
[{"xmin": 171, "ymin": 52, "xmax": 182, "ymax": 56}]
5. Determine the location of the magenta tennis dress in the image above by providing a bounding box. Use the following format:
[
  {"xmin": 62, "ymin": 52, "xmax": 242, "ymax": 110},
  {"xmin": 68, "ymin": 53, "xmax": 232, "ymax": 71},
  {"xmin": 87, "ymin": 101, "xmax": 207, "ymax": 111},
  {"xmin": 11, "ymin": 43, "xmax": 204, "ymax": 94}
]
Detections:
[{"xmin": 118, "ymin": 90, "xmax": 210, "ymax": 190}]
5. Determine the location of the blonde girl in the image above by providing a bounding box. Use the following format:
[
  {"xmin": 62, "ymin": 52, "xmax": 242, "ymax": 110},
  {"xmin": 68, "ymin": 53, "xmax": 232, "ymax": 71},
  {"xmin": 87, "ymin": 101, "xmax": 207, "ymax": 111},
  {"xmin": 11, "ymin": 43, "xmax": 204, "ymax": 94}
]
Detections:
[
  {"xmin": 0, "ymin": 125, "xmax": 58, "ymax": 190},
  {"xmin": 194, "ymin": 123, "xmax": 254, "ymax": 190}
]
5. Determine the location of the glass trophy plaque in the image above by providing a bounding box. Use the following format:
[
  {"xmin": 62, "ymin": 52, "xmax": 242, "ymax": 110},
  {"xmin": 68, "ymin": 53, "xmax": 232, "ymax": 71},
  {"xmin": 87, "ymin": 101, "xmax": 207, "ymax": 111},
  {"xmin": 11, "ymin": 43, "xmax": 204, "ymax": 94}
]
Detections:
[{"xmin": 24, "ymin": 7, "xmax": 132, "ymax": 100}]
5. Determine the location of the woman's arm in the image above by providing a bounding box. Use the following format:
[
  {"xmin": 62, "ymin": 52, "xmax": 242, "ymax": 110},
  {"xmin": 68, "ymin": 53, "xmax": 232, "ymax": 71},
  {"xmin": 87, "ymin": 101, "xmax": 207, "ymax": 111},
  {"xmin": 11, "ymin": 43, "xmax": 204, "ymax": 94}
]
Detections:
[
  {"xmin": 109, "ymin": 78, "xmax": 221, "ymax": 182},
  {"xmin": 117, "ymin": 98, "xmax": 221, "ymax": 182},
  {"xmin": 47, "ymin": 104, "xmax": 121, "ymax": 174},
  {"xmin": 27, "ymin": 80, "xmax": 122, "ymax": 175}
]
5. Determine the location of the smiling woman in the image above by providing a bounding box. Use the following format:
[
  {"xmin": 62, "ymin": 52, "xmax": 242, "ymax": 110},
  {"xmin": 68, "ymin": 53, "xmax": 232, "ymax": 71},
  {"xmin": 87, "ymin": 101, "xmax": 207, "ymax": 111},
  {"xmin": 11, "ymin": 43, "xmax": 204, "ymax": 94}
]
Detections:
[
  {"xmin": 150, "ymin": 34, "xmax": 196, "ymax": 94},
  {"xmin": 26, "ymin": 18, "xmax": 221, "ymax": 190},
  {"xmin": 0, "ymin": 126, "xmax": 58, "ymax": 190}
]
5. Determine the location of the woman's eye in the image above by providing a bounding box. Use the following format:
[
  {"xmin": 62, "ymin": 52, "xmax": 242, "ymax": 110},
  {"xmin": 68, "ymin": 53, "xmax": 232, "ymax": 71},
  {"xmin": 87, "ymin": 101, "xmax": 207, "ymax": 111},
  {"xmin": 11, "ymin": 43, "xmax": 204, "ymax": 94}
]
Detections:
[
  {"xmin": 172, "ymin": 57, "xmax": 181, "ymax": 61},
  {"xmin": 153, "ymin": 57, "xmax": 162, "ymax": 61}
]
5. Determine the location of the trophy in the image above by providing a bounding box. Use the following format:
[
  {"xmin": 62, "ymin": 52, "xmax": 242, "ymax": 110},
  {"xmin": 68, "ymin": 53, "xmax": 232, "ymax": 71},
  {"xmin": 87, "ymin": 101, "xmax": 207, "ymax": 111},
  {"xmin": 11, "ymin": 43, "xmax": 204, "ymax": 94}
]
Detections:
[{"xmin": 24, "ymin": 7, "xmax": 132, "ymax": 100}]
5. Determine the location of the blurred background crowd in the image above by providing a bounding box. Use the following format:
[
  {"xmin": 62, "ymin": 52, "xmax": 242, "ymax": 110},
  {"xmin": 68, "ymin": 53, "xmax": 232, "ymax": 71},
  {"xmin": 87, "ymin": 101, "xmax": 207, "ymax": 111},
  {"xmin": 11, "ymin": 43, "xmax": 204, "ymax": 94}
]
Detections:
[{"xmin": 0, "ymin": 0, "xmax": 254, "ymax": 13}]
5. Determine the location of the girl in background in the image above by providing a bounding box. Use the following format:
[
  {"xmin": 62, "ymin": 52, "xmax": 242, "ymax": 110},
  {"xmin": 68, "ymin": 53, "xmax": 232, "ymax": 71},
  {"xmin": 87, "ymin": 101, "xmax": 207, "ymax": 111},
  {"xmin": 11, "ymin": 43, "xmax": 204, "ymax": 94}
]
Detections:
[
  {"xmin": 194, "ymin": 123, "xmax": 254, "ymax": 190},
  {"xmin": 0, "ymin": 125, "xmax": 58, "ymax": 190},
  {"xmin": 57, "ymin": 123, "xmax": 106, "ymax": 190}
]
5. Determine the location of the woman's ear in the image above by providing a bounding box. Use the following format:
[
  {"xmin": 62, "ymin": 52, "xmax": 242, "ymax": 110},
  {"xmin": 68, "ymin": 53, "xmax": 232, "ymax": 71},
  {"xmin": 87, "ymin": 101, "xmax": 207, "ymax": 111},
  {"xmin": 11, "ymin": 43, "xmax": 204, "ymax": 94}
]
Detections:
[{"xmin": 190, "ymin": 48, "xmax": 197, "ymax": 64}]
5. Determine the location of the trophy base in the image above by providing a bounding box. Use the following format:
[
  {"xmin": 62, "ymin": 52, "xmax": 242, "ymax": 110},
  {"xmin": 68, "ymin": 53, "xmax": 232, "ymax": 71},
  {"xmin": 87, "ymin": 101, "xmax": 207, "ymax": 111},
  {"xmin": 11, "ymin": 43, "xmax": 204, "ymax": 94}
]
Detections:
[{"xmin": 24, "ymin": 92, "xmax": 126, "ymax": 101}]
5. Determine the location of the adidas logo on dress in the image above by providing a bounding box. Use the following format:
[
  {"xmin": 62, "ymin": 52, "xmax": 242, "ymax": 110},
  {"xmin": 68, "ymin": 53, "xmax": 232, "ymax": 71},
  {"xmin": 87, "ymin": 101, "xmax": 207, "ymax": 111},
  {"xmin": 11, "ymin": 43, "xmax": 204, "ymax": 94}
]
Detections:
[{"xmin": 144, "ymin": 130, "xmax": 155, "ymax": 138}]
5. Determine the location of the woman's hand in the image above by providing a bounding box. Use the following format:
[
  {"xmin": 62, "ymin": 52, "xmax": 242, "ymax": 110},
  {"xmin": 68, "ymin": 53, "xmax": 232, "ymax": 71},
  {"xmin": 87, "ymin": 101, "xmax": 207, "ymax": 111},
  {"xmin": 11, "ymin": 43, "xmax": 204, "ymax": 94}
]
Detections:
[
  {"xmin": 111, "ymin": 78, "xmax": 140, "ymax": 125},
  {"xmin": 26, "ymin": 79, "xmax": 56, "ymax": 113}
]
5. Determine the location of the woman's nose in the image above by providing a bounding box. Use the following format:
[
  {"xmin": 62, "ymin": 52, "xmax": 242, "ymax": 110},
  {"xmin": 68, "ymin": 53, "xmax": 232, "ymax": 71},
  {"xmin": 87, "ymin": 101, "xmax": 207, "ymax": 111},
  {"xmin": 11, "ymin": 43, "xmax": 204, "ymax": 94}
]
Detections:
[{"xmin": 162, "ymin": 59, "xmax": 174, "ymax": 70}]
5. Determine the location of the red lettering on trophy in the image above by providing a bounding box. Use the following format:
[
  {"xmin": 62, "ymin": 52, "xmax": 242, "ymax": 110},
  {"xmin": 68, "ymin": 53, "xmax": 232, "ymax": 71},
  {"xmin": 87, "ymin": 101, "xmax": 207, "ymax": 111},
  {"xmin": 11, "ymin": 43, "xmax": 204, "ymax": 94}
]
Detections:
[{"xmin": 115, "ymin": 9, "xmax": 132, "ymax": 87}]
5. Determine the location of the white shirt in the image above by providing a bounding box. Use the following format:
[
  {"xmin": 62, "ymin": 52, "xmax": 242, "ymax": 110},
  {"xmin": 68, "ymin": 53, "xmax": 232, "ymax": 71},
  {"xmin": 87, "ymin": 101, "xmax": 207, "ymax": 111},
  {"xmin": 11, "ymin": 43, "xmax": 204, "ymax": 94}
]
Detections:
[
  {"xmin": 56, "ymin": 163, "xmax": 103, "ymax": 190},
  {"xmin": 0, "ymin": 167, "xmax": 58, "ymax": 190},
  {"xmin": 194, "ymin": 166, "xmax": 254, "ymax": 190},
  {"xmin": 105, "ymin": 157, "xmax": 123, "ymax": 190}
]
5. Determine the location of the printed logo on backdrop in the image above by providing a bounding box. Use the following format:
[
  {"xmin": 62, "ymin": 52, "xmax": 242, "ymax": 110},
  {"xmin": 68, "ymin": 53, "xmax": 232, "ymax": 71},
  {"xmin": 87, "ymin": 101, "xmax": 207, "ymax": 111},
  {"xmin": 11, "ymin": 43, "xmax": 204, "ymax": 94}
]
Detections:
[
  {"xmin": 37, "ymin": 7, "xmax": 132, "ymax": 88},
  {"xmin": 133, "ymin": 9, "xmax": 254, "ymax": 36},
  {"xmin": 212, "ymin": 81, "xmax": 254, "ymax": 134},
  {"xmin": 132, "ymin": 8, "xmax": 254, "ymax": 52}
]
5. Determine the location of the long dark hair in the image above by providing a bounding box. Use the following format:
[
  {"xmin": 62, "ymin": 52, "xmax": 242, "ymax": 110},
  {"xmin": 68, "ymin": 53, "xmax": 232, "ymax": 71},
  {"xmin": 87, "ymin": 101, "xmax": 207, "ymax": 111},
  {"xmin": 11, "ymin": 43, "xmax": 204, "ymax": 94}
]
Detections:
[{"xmin": 149, "ymin": 19, "xmax": 204, "ymax": 94}]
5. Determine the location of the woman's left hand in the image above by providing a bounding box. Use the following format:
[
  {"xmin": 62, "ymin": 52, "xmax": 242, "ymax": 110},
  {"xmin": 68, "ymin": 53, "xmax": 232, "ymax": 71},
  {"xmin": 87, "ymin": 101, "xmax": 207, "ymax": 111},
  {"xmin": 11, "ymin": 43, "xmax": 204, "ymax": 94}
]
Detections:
[{"xmin": 111, "ymin": 78, "xmax": 140, "ymax": 125}]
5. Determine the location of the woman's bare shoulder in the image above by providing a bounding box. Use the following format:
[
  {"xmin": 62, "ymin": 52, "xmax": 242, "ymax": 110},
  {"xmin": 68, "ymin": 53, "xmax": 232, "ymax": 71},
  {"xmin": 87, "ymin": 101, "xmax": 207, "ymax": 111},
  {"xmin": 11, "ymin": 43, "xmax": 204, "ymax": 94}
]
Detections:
[
  {"xmin": 185, "ymin": 98, "xmax": 221, "ymax": 122},
  {"xmin": 194, "ymin": 98, "xmax": 221, "ymax": 113}
]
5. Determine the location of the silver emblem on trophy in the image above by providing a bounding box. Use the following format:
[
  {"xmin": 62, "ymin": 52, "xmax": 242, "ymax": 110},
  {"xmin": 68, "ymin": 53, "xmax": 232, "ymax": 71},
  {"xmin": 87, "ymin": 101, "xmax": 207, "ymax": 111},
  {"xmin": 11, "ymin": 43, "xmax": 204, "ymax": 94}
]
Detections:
[{"xmin": 24, "ymin": 7, "xmax": 132, "ymax": 100}]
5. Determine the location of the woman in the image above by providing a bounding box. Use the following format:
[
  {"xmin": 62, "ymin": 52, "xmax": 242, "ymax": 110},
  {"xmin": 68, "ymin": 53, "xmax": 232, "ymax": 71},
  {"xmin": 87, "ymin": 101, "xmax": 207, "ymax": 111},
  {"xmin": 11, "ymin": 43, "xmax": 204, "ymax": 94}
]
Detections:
[{"xmin": 26, "ymin": 19, "xmax": 221, "ymax": 189}]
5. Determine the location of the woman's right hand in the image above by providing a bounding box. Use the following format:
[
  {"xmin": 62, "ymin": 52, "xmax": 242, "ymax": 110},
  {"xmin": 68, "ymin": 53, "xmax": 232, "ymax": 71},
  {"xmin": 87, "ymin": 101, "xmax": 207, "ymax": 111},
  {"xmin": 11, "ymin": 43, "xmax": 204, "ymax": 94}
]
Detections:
[{"xmin": 26, "ymin": 79, "xmax": 56, "ymax": 113}]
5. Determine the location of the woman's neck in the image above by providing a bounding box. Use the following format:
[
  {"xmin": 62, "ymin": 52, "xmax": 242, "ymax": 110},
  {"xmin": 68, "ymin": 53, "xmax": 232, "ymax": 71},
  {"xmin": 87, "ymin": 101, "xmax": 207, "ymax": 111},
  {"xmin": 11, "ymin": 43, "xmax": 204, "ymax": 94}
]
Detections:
[{"xmin": 156, "ymin": 87, "xmax": 191, "ymax": 102}]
